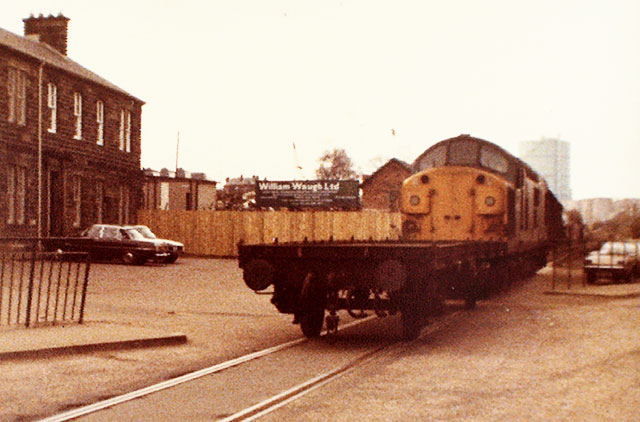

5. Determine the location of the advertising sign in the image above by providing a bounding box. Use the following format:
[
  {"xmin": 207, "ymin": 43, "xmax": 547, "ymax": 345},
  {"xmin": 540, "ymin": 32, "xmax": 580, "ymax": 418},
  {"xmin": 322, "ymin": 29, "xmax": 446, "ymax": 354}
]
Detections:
[{"xmin": 255, "ymin": 180, "xmax": 360, "ymax": 210}]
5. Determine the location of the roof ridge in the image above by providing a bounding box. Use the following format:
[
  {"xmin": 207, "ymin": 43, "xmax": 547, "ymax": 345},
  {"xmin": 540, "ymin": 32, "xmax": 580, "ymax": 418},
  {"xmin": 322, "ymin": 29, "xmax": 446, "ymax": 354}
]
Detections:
[{"xmin": 0, "ymin": 25, "xmax": 143, "ymax": 103}]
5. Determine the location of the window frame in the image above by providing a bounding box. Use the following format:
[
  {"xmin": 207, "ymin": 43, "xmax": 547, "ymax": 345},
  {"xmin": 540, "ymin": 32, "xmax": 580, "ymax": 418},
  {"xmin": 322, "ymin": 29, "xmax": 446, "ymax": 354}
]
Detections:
[
  {"xmin": 119, "ymin": 109, "xmax": 132, "ymax": 152},
  {"xmin": 118, "ymin": 185, "xmax": 130, "ymax": 225},
  {"xmin": 95, "ymin": 181, "xmax": 104, "ymax": 223},
  {"xmin": 47, "ymin": 83, "xmax": 57, "ymax": 133},
  {"xmin": 72, "ymin": 175, "xmax": 82, "ymax": 228},
  {"xmin": 8, "ymin": 67, "xmax": 27, "ymax": 126},
  {"xmin": 96, "ymin": 100, "xmax": 104, "ymax": 145},
  {"xmin": 7, "ymin": 165, "xmax": 26, "ymax": 225},
  {"xmin": 73, "ymin": 92, "xmax": 83, "ymax": 140}
]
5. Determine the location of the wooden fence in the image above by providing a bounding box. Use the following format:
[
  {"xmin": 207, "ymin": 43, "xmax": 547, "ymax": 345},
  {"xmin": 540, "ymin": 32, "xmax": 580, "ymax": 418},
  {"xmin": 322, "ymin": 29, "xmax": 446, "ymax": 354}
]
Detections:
[{"xmin": 138, "ymin": 210, "xmax": 403, "ymax": 257}]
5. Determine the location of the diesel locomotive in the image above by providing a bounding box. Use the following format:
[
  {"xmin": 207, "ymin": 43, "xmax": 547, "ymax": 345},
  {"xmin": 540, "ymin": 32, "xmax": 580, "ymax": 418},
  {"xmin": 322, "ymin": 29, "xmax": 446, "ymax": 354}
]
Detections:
[{"xmin": 238, "ymin": 135, "xmax": 564, "ymax": 339}]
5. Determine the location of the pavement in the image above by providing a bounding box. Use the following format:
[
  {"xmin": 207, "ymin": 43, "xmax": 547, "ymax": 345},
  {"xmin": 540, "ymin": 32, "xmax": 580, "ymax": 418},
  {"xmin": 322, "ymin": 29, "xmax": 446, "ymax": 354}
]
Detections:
[
  {"xmin": 543, "ymin": 278, "xmax": 640, "ymax": 298},
  {"xmin": 0, "ymin": 274, "xmax": 638, "ymax": 361},
  {"xmin": 0, "ymin": 321, "xmax": 187, "ymax": 360}
]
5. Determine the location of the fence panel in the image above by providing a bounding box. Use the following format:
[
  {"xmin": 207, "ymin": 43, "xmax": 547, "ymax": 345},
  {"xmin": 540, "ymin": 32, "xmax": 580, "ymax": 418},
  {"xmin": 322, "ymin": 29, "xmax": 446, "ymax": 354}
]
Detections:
[
  {"xmin": 0, "ymin": 246, "xmax": 90, "ymax": 328},
  {"xmin": 138, "ymin": 209, "xmax": 402, "ymax": 257}
]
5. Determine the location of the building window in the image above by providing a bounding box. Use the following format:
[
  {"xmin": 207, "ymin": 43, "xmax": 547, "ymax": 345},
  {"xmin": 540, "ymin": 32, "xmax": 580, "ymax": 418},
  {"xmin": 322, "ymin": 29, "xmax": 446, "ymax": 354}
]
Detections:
[
  {"xmin": 72, "ymin": 176, "xmax": 82, "ymax": 228},
  {"xmin": 8, "ymin": 67, "xmax": 27, "ymax": 126},
  {"xmin": 96, "ymin": 101, "xmax": 104, "ymax": 145},
  {"xmin": 73, "ymin": 92, "xmax": 82, "ymax": 139},
  {"xmin": 96, "ymin": 181, "xmax": 104, "ymax": 223},
  {"xmin": 7, "ymin": 165, "xmax": 27, "ymax": 225},
  {"xmin": 119, "ymin": 110, "xmax": 131, "ymax": 152},
  {"xmin": 47, "ymin": 83, "xmax": 57, "ymax": 133},
  {"xmin": 118, "ymin": 185, "xmax": 130, "ymax": 224}
]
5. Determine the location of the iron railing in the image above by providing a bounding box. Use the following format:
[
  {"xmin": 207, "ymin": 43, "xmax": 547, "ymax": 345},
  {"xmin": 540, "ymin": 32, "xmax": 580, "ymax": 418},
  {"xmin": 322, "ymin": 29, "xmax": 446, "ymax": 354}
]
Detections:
[{"xmin": 0, "ymin": 240, "xmax": 90, "ymax": 328}]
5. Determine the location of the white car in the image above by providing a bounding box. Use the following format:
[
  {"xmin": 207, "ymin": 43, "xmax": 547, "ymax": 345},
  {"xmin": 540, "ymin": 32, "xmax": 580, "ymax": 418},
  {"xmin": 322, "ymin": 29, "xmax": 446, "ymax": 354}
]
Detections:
[
  {"xmin": 127, "ymin": 225, "xmax": 184, "ymax": 263},
  {"xmin": 584, "ymin": 241, "xmax": 639, "ymax": 284}
]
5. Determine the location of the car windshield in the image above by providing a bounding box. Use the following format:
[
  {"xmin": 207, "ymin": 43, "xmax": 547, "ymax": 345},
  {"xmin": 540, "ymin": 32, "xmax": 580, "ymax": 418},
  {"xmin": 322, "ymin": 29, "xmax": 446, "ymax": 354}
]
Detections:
[
  {"xmin": 82, "ymin": 226, "xmax": 102, "ymax": 238},
  {"xmin": 599, "ymin": 242, "xmax": 638, "ymax": 255},
  {"xmin": 124, "ymin": 229, "xmax": 146, "ymax": 240},
  {"xmin": 135, "ymin": 226, "xmax": 157, "ymax": 239}
]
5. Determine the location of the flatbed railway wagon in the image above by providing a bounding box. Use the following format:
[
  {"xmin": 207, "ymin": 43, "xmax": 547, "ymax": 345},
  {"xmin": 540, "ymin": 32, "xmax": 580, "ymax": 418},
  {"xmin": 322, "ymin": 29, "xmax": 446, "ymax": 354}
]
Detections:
[{"xmin": 238, "ymin": 135, "xmax": 564, "ymax": 339}]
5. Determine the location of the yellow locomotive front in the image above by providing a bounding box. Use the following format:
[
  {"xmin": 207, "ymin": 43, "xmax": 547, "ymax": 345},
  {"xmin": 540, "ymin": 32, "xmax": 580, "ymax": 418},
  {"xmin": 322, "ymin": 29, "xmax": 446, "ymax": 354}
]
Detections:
[
  {"xmin": 401, "ymin": 166, "xmax": 509, "ymax": 242},
  {"xmin": 399, "ymin": 135, "xmax": 551, "ymax": 248}
]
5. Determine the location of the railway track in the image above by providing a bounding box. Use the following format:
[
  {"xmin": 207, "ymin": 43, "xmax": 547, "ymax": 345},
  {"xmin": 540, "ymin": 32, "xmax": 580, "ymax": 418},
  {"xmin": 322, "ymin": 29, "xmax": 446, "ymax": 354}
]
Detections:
[{"xmin": 37, "ymin": 311, "xmax": 461, "ymax": 422}]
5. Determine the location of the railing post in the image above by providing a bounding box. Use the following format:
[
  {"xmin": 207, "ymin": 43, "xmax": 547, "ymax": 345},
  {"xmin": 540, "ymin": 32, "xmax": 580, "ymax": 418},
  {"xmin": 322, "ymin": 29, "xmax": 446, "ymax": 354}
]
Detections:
[
  {"xmin": 78, "ymin": 253, "xmax": 91, "ymax": 324},
  {"xmin": 582, "ymin": 240, "xmax": 587, "ymax": 287},
  {"xmin": 25, "ymin": 246, "xmax": 37, "ymax": 327},
  {"xmin": 551, "ymin": 242, "xmax": 556, "ymax": 291},
  {"xmin": 567, "ymin": 239, "xmax": 572, "ymax": 290}
]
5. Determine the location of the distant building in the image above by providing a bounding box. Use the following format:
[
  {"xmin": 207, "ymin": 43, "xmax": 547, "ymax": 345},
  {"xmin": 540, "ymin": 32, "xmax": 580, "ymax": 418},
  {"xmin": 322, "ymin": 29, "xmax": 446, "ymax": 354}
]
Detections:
[
  {"xmin": 361, "ymin": 159, "xmax": 411, "ymax": 211},
  {"xmin": 219, "ymin": 176, "xmax": 258, "ymax": 209},
  {"xmin": 519, "ymin": 138, "xmax": 572, "ymax": 201},
  {"xmin": 565, "ymin": 197, "xmax": 640, "ymax": 225},
  {"xmin": 143, "ymin": 169, "xmax": 217, "ymax": 210},
  {"xmin": 1, "ymin": 15, "xmax": 144, "ymax": 237}
]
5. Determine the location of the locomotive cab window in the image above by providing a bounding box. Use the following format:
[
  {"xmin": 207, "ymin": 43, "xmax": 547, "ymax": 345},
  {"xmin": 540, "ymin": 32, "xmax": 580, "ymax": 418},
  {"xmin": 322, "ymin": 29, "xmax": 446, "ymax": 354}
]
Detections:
[
  {"xmin": 479, "ymin": 146, "xmax": 508, "ymax": 173},
  {"xmin": 415, "ymin": 145, "xmax": 447, "ymax": 171},
  {"xmin": 448, "ymin": 140, "xmax": 478, "ymax": 166}
]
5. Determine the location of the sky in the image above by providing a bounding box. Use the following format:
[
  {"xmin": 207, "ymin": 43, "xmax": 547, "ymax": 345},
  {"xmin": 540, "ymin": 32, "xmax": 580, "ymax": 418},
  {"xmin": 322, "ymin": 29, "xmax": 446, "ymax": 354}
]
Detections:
[{"xmin": 2, "ymin": 0, "xmax": 639, "ymax": 200}]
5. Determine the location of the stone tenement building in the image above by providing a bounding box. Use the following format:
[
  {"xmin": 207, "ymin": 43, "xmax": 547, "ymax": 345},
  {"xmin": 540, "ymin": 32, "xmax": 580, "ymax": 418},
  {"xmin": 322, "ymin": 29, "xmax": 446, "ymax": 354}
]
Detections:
[{"xmin": 1, "ymin": 14, "xmax": 144, "ymax": 237}]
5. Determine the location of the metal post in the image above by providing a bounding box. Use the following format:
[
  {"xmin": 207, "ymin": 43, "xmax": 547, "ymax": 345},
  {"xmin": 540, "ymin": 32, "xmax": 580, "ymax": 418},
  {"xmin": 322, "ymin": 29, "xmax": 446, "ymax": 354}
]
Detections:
[
  {"xmin": 551, "ymin": 243, "xmax": 556, "ymax": 290},
  {"xmin": 0, "ymin": 253, "xmax": 5, "ymax": 323},
  {"xmin": 567, "ymin": 239, "xmax": 572, "ymax": 290},
  {"xmin": 15, "ymin": 252, "xmax": 27, "ymax": 325},
  {"xmin": 582, "ymin": 241, "xmax": 587, "ymax": 287},
  {"xmin": 24, "ymin": 247, "xmax": 37, "ymax": 327},
  {"xmin": 78, "ymin": 254, "xmax": 91, "ymax": 324}
]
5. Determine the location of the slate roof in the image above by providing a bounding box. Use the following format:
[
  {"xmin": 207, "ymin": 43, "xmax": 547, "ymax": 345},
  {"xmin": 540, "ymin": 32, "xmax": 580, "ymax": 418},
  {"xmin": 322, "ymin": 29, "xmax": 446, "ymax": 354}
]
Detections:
[
  {"xmin": 0, "ymin": 26, "xmax": 142, "ymax": 103},
  {"xmin": 361, "ymin": 158, "xmax": 411, "ymax": 187}
]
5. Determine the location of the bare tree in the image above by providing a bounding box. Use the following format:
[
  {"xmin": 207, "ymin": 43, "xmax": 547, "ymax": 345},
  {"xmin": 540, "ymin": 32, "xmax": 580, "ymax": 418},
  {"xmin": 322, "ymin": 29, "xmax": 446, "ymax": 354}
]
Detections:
[{"xmin": 315, "ymin": 148, "xmax": 357, "ymax": 180}]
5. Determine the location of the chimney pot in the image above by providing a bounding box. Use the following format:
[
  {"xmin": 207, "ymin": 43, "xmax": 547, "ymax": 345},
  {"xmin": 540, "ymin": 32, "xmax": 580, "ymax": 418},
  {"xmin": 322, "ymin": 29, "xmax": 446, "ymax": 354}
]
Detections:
[{"xmin": 23, "ymin": 14, "xmax": 70, "ymax": 55}]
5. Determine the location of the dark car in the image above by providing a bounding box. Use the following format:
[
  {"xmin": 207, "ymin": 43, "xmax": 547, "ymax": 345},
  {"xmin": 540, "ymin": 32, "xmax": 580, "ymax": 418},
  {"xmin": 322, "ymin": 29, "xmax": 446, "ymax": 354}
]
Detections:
[
  {"xmin": 126, "ymin": 225, "xmax": 183, "ymax": 263},
  {"xmin": 45, "ymin": 224, "xmax": 171, "ymax": 265}
]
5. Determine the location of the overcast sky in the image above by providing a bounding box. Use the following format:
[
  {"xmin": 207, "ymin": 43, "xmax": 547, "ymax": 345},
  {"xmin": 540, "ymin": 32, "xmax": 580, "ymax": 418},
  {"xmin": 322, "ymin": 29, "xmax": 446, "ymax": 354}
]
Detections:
[{"xmin": 2, "ymin": 0, "xmax": 639, "ymax": 200}]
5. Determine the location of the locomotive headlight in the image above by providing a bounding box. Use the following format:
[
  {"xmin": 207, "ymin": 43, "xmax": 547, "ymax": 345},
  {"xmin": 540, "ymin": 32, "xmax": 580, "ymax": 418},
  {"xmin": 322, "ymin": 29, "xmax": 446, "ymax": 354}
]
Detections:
[
  {"xmin": 410, "ymin": 195, "xmax": 421, "ymax": 206},
  {"xmin": 484, "ymin": 196, "xmax": 496, "ymax": 207}
]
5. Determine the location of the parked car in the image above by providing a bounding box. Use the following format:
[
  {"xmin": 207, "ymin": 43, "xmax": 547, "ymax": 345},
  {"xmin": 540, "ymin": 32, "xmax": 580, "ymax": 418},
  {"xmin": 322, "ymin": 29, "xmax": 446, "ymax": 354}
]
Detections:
[
  {"xmin": 583, "ymin": 241, "xmax": 639, "ymax": 284},
  {"xmin": 44, "ymin": 224, "xmax": 172, "ymax": 265},
  {"xmin": 126, "ymin": 225, "xmax": 184, "ymax": 263}
]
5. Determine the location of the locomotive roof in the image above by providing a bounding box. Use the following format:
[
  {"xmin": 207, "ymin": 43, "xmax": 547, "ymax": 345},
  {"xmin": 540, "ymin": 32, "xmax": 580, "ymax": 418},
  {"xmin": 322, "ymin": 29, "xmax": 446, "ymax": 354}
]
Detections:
[{"xmin": 411, "ymin": 134, "xmax": 542, "ymax": 183}]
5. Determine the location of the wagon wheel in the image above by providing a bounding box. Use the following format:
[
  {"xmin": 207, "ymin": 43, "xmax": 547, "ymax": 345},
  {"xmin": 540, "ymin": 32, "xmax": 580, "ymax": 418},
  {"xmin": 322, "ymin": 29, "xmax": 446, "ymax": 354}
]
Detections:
[
  {"xmin": 462, "ymin": 261, "xmax": 478, "ymax": 309},
  {"xmin": 299, "ymin": 273, "xmax": 326, "ymax": 338},
  {"xmin": 401, "ymin": 310, "xmax": 422, "ymax": 340},
  {"xmin": 463, "ymin": 293, "xmax": 477, "ymax": 309},
  {"xmin": 400, "ymin": 290, "xmax": 424, "ymax": 340}
]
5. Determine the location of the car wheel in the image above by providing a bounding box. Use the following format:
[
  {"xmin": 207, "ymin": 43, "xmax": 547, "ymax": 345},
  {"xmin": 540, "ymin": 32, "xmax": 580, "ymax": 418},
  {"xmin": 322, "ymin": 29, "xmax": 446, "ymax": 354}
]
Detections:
[
  {"xmin": 165, "ymin": 253, "xmax": 178, "ymax": 264},
  {"xmin": 122, "ymin": 252, "xmax": 136, "ymax": 265},
  {"xmin": 585, "ymin": 271, "xmax": 596, "ymax": 284}
]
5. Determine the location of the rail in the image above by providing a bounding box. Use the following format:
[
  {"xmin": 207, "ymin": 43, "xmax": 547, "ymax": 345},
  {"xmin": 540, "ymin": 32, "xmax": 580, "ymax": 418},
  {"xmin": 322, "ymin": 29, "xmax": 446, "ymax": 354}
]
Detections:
[{"xmin": 0, "ymin": 240, "xmax": 90, "ymax": 328}]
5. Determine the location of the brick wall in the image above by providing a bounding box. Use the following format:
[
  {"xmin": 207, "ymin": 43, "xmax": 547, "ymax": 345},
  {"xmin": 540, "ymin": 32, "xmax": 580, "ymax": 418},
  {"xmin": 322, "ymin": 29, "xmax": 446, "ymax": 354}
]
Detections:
[
  {"xmin": 0, "ymin": 44, "xmax": 144, "ymax": 237},
  {"xmin": 361, "ymin": 160, "xmax": 411, "ymax": 211}
]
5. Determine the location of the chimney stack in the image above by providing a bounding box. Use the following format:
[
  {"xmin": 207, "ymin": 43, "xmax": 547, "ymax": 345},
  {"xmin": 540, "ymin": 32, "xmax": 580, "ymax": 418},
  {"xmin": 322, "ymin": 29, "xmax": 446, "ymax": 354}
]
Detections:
[{"xmin": 23, "ymin": 13, "xmax": 70, "ymax": 55}]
